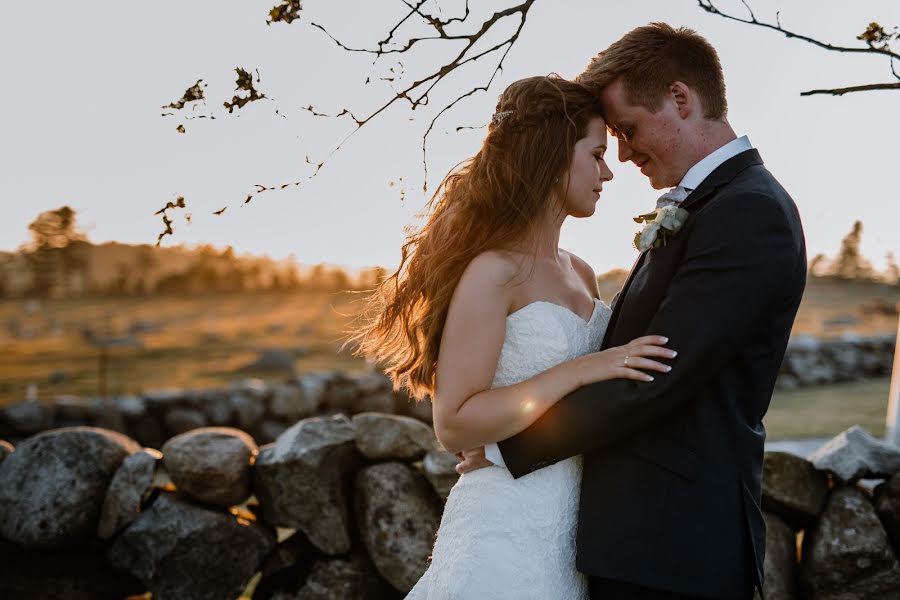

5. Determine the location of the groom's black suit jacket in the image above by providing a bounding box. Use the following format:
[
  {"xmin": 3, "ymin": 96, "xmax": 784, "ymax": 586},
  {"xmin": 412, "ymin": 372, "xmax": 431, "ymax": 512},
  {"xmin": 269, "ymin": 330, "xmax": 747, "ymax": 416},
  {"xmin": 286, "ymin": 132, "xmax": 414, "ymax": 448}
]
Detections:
[{"xmin": 496, "ymin": 149, "xmax": 806, "ymax": 598}]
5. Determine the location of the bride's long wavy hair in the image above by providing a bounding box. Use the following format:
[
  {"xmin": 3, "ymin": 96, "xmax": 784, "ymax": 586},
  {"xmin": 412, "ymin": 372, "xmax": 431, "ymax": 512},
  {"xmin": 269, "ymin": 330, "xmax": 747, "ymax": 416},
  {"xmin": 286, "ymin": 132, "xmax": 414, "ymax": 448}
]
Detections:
[{"xmin": 353, "ymin": 75, "xmax": 605, "ymax": 399}]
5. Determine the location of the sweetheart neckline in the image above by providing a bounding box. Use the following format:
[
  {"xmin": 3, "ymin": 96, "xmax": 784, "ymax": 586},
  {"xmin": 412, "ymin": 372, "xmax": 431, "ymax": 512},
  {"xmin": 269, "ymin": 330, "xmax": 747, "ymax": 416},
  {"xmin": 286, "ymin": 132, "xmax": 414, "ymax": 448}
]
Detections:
[{"xmin": 506, "ymin": 298, "xmax": 604, "ymax": 325}]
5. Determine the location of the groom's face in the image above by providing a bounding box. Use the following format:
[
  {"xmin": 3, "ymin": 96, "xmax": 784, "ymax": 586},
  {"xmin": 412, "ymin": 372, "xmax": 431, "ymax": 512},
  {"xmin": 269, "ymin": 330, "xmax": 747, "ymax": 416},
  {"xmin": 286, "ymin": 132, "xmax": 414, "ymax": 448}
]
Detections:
[{"xmin": 600, "ymin": 78, "xmax": 691, "ymax": 190}]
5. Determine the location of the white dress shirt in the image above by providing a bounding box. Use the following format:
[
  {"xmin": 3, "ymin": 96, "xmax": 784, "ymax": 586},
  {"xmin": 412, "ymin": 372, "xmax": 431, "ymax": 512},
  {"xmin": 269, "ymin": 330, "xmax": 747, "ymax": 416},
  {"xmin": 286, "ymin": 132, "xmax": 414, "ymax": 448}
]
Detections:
[
  {"xmin": 678, "ymin": 135, "xmax": 752, "ymax": 191},
  {"xmin": 484, "ymin": 135, "xmax": 755, "ymax": 469}
]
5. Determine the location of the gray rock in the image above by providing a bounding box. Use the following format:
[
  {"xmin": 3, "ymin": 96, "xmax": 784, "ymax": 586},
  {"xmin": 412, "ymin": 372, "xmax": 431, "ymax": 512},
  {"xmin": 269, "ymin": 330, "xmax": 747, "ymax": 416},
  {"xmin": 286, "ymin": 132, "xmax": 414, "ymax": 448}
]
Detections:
[
  {"xmin": 268, "ymin": 382, "xmax": 319, "ymax": 423},
  {"xmin": 117, "ymin": 395, "xmax": 148, "ymax": 419},
  {"xmin": 809, "ymin": 426, "xmax": 900, "ymax": 482},
  {"xmin": 2, "ymin": 400, "xmax": 54, "ymax": 434},
  {"xmin": 252, "ymin": 418, "xmax": 289, "ymax": 446},
  {"xmin": 801, "ymin": 486, "xmax": 900, "ymax": 599},
  {"xmin": 238, "ymin": 348, "xmax": 296, "ymax": 374},
  {"xmin": 293, "ymin": 373, "xmax": 329, "ymax": 409},
  {"xmin": 762, "ymin": 451, "xmax": 829, "ymax": 528},
  {"xmin": 253, "ymin": 415, "xmax": 359, "ymax": 554},
  {"xmin": 788, "ymin": 335, "xmax": 821, "ymax": 354},
  {"xmin": 874, "ymin": 472, "xmax": 900, "ymax": 551},
  {"xmin": 108, "ymin": 491, "xmax": 276, "ymax": 600},
  {"xmin": 202, "ymin": 393, "xmax": 233, "ymax": 426},
  {"xmin": 229, "ymin": 390, "xmax": 266, "ymax": 430},
  {"xmin": 774, "ymin": 373, "xmax": 799, "ymax": 391},
  {"xmin": 163, "ymin": 406, "xmax": 207, "ymax": 435},
  {"xmin": 295, "ymin": 556, "xmax": 394, "ymax": 600},
  {"xmin": 52, "ymin": 395, "xmax": 93, "ymax": 423},
  {"xmin": 231, "ymin": 377, "xmax": 270, "ymax": 400},
  {"xmin": 352, "ymin": 371, "xmax": 392, "ymax": 395},
  {"xmin": 321, "ymin": 378, "xmax": 360, "ymax": 414},
  {"xmin": 0, "ymin": 544, "xmax": 143, "ymax": 599},
  {"xmin": 255, "ymin": 530, "xmax": 318, "ymax": 591},
  {"xmin": 98, "ymin": 448, "xmax": 162, "ymax": 539},
  {"xmin": 395, "ymin": 394, "xmax": 433, "ymax": 424},
  {"xmin": 352, "ymin": 412, "xmax": 438, "ymax": 461},
  {"xmin": 355, "ymin": 462, "xmax": 441, "ymax": 593},
  {"xmin": 90, "ymin": 398, "xmax": 128, "ymax": 433},
  {"xmin": 161, "ymin": 427, "xmax": 257, "ymax": 507},
  {"xmin": 821, "ymin": 339, "xmax": 861, "ymax": 381},
  {"xmin": 762, "ymin": 511, "xmax": 799, "ymax": 600},
  {"xmin": 423, "ymin": 449, "xmax": 459, "ymax": 501},
  {"xmin": 0, "ymin": 427, "xmax": 140, "ymax": 548},
  {"xmin": 355, "ymin": 392, "xmax": 397, "ymax": 415},
  {"xmin": 130, "ymin": 414, "xmax": 167, "ymax": 449},
  {"xmin": 142, "ymin": 388, "xmax": 186, "ymax": 411}
]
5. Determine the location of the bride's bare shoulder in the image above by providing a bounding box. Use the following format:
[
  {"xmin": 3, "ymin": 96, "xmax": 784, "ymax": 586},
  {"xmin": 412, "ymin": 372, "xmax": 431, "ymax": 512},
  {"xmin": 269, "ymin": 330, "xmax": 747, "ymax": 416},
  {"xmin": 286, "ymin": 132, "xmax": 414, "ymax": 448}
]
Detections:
[
  {"xmin": 447, "ymin": 251, "xmax": 518, "ymax": 324},
  {"xmin": 461, "ymin": 250, "xmax": 522, "ymax": 287},
  {"xmin": 449, "ymin": 251, "xmax": 523, "ymax": 315}
]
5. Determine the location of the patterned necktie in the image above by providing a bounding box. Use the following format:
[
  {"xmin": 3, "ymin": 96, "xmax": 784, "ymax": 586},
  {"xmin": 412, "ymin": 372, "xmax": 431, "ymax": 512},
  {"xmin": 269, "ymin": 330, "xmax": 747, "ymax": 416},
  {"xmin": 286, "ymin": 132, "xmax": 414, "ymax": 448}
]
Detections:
[{"xmin": 655, "ymin": 185, "xmax": 692, "ymax": 209}]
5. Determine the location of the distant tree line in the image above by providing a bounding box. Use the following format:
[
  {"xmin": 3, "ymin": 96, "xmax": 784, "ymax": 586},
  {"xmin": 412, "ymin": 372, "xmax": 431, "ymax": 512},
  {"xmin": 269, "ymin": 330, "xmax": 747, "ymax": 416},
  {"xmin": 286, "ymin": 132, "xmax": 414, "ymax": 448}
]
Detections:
[
  {"xmin": 5, "ymin": 207, "xmax": 892, "ymax": 300},
  {"xmin": 0, "ymin": 207, "xmax": 386, "ymax": 299},
  {"xmin": 809, "ymin": 221, "xmax": 899, "ymax": 284}
]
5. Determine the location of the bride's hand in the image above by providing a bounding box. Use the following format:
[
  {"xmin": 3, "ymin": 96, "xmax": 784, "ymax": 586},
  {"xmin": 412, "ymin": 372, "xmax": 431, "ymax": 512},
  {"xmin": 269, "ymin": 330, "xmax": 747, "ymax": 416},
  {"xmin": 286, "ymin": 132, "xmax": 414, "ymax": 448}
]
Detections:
[{"xmin": 576, "ymin": 335, "xmax": 676, "ymax": 386}]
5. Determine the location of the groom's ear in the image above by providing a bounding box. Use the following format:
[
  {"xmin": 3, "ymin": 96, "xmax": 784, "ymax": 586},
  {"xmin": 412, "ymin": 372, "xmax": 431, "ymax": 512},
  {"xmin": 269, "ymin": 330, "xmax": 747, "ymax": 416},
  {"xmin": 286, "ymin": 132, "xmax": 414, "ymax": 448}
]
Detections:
[{"xmin": 669, "ymin": 81, "xmax": 694, "ymax": 119}]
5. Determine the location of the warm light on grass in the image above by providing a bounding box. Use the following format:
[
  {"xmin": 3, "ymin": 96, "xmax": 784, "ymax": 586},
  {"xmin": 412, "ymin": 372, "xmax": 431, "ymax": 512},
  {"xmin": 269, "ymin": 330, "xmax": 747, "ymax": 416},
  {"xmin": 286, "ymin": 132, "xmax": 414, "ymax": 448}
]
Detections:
[{"xmin": 767, "ymin": 378, "xmax": 891, "ymax": 440}]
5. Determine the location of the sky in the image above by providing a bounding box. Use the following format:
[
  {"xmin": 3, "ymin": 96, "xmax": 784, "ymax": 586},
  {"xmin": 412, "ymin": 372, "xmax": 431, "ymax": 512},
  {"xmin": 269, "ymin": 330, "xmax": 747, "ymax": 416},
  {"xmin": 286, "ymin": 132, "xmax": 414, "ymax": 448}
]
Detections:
[{"xmin": 1, "ymin": 0, "xmax": 898, "ymax": 274}]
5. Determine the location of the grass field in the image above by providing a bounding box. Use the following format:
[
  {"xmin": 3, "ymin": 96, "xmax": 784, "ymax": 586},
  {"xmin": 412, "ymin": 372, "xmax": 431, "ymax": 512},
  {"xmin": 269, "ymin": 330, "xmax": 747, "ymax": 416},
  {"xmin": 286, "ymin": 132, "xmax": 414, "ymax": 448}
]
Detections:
[
  {"xmin": 0, "ymin": 289, "xmax": 371, "ymax": 403},
  {"xmin": 1, "ymin": 277, "xmax": 897, "ymax": 440},
  {"xmin": 766, "ymin": 377, "xmax": 891, "ymax": 440}
]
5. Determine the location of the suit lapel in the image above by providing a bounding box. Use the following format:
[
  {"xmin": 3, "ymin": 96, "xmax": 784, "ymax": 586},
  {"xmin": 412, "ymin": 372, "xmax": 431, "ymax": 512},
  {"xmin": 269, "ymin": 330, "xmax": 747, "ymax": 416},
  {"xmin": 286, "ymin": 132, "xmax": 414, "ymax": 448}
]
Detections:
[
  {"xmin": 680, "ymin": 148, "xmax": 763, "ymax": 212},
  {"xmin": 600, "ymin": 148, "xmax": 764, "ymax": 350}
]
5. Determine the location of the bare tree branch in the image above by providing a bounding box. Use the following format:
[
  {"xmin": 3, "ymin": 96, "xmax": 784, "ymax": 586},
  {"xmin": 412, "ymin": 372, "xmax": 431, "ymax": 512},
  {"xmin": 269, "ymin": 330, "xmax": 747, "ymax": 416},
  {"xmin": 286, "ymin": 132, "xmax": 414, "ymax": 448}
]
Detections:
[
  {"xmin": 157, "ymin": 0, "xmax": 538, "ymax": 241},
  {"xmin": 800, "ymin": 82, "xmax": 900, "ymax": 96},
  {"xmin": 234, "ymin": 0, "xmax": 537, "ymax": 210},
  {"xmin": 306, "ymin": 0, "xmax": 536, "ymax": 192},
  {"xmin": 697, "ymin": 0, "xmax": 899, "ymax": 96},
  {"xmin": 698, "ymin": 1, "xmax": 899, "ymax": 60}
]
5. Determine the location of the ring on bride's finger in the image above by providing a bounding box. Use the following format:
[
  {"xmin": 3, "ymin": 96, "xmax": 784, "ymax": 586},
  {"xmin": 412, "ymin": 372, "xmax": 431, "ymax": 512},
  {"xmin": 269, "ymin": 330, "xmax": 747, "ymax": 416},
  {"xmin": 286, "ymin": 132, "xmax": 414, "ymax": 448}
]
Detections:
[{"xmin": 624, "ymin": 356, "xmax": 629, "ymax": 367}]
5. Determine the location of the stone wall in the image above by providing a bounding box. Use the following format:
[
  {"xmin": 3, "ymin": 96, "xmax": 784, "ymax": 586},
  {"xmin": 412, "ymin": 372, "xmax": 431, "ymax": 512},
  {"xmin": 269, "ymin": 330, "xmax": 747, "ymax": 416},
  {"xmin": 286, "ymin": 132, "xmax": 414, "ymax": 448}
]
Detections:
[
  {"xmin": 0, "ymin": 371, "xmax": 432, "ymax": 449},
  {"xmin": 2, "ymin": 419, "xmax": 900, "ymax": 599},
  {"xmin": 775, "ymin": 333, "xmax": 896, "ymax": 390},
  {"xmin": 0, "ymin": 334, "xmax": 896, "ymax": 598},
  {"xmin": 0, "ymin": 333, "xmax": 894, "ymax": 448},
  {"xmin": 0, "ymin": 415, "xmax": 454, "ymax": 600}
]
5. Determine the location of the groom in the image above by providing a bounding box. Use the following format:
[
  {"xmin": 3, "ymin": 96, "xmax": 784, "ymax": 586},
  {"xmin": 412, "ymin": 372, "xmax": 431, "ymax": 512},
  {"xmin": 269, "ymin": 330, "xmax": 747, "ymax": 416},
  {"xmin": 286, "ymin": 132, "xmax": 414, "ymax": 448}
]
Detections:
[{"xmin": 459, "ymin": 23, "xmax": 806, "ymax": 600}]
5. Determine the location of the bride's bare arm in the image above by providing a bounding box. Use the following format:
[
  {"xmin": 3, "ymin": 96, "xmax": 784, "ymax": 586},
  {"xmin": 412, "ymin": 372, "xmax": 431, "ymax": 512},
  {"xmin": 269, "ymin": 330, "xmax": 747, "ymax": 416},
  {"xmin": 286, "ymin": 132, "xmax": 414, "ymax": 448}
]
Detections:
[{"xmin": 433, "ymin": 252, "xmax": 675, "ymax": 455}]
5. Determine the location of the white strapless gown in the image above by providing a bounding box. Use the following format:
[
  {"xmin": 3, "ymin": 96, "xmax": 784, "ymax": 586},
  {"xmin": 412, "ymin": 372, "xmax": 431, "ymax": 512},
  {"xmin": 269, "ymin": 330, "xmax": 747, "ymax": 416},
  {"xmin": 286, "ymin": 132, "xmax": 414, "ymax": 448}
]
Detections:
[{"xmin": 407, "ymin": 298, "xmax": 611, "ymax": 600}]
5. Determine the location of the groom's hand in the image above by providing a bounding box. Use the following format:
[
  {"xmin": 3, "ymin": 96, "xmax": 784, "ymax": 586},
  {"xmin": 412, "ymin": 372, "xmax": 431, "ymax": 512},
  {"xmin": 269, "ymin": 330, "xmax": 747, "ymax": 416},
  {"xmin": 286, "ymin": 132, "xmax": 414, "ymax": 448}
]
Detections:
[{"xmin": 455, "ymin": 446, "xmax": 494, "ymax": 475}]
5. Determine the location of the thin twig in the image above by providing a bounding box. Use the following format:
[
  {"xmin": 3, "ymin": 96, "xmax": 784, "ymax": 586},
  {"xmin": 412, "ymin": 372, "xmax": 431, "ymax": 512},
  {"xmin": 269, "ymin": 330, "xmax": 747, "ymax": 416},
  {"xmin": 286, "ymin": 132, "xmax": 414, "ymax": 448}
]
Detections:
[
  {"xmin": 697, "ymin": 0, "xmax": 899, "ymax": 98},
  {"xmin": 697, "ymin": 0, "xmax": 899, "ymax": 60},
  {"xmin": 800, "ymin": 81, "xmax": 900, "ymax": 96}
]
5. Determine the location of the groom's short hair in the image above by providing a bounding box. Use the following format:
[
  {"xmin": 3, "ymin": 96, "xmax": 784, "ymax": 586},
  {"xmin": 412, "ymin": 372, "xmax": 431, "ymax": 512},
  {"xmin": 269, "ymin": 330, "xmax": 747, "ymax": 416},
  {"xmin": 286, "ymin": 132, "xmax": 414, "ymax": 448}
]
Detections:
[{"xmin": 578, "ymin": 22, "xmax": 727, "ymax": 120}]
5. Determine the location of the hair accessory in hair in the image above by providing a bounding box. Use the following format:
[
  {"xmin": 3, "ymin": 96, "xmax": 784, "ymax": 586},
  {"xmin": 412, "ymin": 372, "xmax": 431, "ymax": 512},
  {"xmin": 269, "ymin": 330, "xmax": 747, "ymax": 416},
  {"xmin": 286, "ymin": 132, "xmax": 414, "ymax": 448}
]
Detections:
[{"xmin": 490, "ymin": 110, "xmax": 513, "ymax": 126}]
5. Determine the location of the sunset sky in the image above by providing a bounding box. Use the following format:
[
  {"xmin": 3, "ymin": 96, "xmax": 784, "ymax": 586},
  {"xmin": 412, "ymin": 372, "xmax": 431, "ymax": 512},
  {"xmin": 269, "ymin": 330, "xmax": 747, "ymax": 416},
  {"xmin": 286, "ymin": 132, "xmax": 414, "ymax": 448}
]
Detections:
[{"xmin": 1, "ymin": 0, "xmax": 897, "ymax": 274}]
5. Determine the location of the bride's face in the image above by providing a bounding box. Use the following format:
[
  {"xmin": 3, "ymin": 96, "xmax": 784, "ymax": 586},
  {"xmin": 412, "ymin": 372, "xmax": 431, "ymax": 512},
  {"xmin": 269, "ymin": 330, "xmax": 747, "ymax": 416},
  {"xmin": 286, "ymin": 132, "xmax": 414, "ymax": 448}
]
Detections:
[{"xmin": 560, "ymin": 116, "xmax": 614, "ymax": 218}]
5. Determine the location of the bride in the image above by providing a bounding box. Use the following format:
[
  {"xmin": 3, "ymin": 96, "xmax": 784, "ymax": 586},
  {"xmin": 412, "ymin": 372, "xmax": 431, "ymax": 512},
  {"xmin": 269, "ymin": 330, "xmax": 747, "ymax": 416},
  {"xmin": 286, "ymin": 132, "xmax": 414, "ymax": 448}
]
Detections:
[{"xmin": 355, "ymin": 75, "xmax": 676, "ymax": 599}]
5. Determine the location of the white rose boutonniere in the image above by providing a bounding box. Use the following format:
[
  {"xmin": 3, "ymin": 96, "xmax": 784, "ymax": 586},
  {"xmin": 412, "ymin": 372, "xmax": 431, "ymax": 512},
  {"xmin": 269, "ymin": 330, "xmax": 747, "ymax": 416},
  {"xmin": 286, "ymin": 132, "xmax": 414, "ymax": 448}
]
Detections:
[{"xmin": 633, "ymin": 205, "xmax": 690, "ymax": 252}]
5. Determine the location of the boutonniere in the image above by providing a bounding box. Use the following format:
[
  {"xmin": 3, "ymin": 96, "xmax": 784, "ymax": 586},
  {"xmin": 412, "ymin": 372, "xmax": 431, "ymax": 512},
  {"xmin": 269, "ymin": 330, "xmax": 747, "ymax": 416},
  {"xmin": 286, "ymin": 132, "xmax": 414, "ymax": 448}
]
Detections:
[{"xmin": 632, "ymin": 205, "xmax": 690, "ymax": 252}]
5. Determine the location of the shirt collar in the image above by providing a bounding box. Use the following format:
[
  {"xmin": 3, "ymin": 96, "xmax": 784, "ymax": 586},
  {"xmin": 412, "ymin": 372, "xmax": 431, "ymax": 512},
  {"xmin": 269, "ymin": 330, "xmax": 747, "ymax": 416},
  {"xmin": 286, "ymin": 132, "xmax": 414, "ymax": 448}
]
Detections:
[{"xmin": 678, "ymin": 135, "xmax": 753, "ymax": 191}]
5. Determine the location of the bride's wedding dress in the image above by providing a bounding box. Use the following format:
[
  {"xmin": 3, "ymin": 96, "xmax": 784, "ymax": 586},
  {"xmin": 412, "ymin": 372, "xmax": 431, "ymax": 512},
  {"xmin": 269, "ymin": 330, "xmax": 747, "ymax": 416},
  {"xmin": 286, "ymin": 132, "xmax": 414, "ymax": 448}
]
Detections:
[{"xmin": 407, "ymin": 298, "xmax": 611, "ymax": 600}]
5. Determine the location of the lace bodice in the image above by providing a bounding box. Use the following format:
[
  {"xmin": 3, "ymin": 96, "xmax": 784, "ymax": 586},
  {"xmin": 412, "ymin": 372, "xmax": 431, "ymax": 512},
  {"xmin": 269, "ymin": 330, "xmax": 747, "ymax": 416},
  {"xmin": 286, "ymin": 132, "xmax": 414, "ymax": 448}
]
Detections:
[
  {"xmin": 492, "ymin": 299, "xmax": 611, "ymax": 388},
  {"xmin": 406, "ymin": 298, "xmax": 611, "ymax": 599}
]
